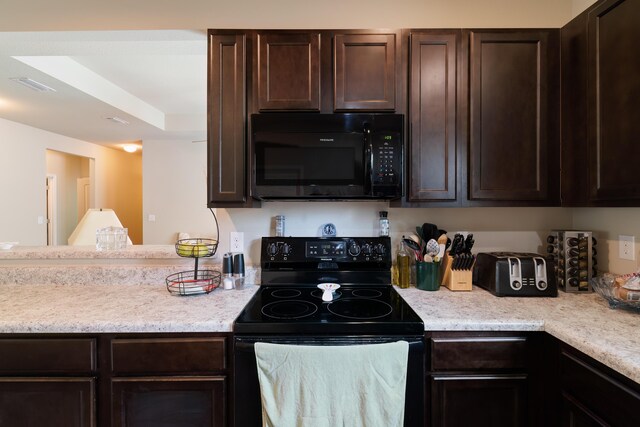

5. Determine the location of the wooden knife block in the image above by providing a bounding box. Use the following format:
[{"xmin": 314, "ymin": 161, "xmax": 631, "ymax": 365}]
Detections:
[{"xmin": 440, "ymin": 251, "xmax": 473, "ymax": 291}]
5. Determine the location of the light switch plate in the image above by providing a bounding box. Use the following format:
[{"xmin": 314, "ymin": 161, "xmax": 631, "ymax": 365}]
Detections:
[{"xmin": 619, "ymin": 235, "xmax": 635, "ymax": 261}]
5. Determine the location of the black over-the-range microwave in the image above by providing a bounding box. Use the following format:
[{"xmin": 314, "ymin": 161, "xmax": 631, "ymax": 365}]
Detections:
[{"xmin": 251, "ymin": 113, "xmax": 403, "ymax": 200}]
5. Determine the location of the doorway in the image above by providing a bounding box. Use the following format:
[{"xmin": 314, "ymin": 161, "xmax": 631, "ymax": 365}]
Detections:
[
  {"xmin": 46, "ymin": 175, "xmax": 57, "ymax": 246},
  {"xmin": 45, "ymin": 150, "xmax": 94, "ymax": 245}
]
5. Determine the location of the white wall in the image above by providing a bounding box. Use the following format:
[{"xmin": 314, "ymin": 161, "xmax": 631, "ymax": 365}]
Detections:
[
  {"xmin": 0, "ymin": 117, "xmax": 142, "ymax": 244},
  {"xmin": 142, "ymin": 139, "xmax": 214, "ymax": 244}
]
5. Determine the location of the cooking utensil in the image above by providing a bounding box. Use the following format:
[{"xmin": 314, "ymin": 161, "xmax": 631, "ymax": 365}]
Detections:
[
  {"xmin": 421, "ymin": 223, "xmax": 439, "ymax": 243},
  {"xmin": 426, "ymin": 239, "xmax": 439, "ymax": 257},
  {"xmin": 403, "ymin": 238, "xmax": 423, "ymax": 261},
  {"xmin": 436, "ymin": 234, "xmax": 448, "ymax": 259}
]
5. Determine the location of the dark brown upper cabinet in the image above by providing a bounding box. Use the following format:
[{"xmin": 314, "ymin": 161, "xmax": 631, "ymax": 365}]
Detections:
[
  {"xmin": 408, "ymin": 31, "xmax": 460, "ymax": 203},
  {"xmin": 207, "ymin": 32, "xmax": 249, "ymax": 206},
  {"xmin": 561, "ymin": 0, "xmax": 640, "ymax": 206},
  {"xmin": 334, "ymin": 33, "xmax": 397, "ymax": 111},
  {"xmin": 587, "ymin": 0, "xmax": 640, "ymax": 204},
  {"xmin": 257, "ymin": 32, "xmax": 321, "ymax": 111},
  {"xmin": 468, "ymin": 30, "xmax": 560, "ymax": 205}
]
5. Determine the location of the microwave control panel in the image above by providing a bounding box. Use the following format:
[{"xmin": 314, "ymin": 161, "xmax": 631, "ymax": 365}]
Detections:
[{"xmin": 372, "ymin": 132, "xmax": 401, "ymax": 186}]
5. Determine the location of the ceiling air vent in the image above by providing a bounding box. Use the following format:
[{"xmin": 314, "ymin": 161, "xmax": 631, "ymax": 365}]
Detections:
[
  {"xmin": 9, "ymin": 77, "xmax": 56, "ymax": 92},
  {"xmin": 106, "ymin": 116, "xmax": 129, "ymax": 125}
]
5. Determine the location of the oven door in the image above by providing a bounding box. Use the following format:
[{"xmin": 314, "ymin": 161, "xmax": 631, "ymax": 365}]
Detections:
[{"xmin": 233, "ymin": 335, "xmax": 424, "ymax": 427}]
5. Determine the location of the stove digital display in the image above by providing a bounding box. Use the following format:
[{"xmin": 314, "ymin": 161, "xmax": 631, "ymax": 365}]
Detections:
[{"xmin": 306, "ymin": 241, "xmax": 346, "ymax": 258}]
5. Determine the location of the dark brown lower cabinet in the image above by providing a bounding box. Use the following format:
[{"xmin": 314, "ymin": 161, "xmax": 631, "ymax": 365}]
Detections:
[
  {"xmin": 111, "ymin": 377, "xmax": 225, "ymax": 427},
  {"xmin": 561, "ymin": 393, "xmax": 607, "ymax": 427},
  {"xmin": 0, "ymin": 377, "xmax": 95, "ymax": 427},
  {"xmin": 430, "ymin": 374, "xmax": 527, "ymax": 427},
  {"xmin": 557, "ymin": 343, "xmax": 640, "ymax": 427},
  {"xmin": 104, "ymin": 335, "xmax": 230, "ymax": 427},
  {"xmin": 426, "ymin": 332, "xmax": 534, "ymax": 427}
]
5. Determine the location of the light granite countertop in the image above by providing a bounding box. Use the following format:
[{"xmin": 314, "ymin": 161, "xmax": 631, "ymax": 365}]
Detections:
[
  {"xmin": 0, "ymin": 282, "xmax": 638, "ymax": 384},
  {"xmin": 0, "ymin": 245, "xmax": 188, "ymax": 260},
  {"xmin": 397, "ymin": 286, "xmax": 640, "ymax": 385}
]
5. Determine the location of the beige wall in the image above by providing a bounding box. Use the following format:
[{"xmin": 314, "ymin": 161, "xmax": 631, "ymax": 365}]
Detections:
[
  {"xmin": 0, "ymin": 118, "xmax": 142, "ymax": 245},
  {"xmin": 0, "ymin": 0, "xmax": 574, "ymax": 30},
  {"xmin": 102, "ymin": 149, "xmax": 143, "ymax": 244},
  {"xmin": 573, "ymin": 209, "xmax": 640, "ymax": 275},
  {"xmin": 571, "ymin": 0, "xmax": 598, "ymax": 17}
]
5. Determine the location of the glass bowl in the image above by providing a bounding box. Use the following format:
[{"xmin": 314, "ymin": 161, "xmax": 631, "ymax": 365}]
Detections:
[{"xmin": 590, "ymin": 275, "xmax": 640, "ymax": 312}]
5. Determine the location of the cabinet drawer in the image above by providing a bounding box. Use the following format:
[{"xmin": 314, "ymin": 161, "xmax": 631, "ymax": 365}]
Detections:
[
  {"xmin": 0, "ymin": 338, "xmax": 96, "ymax": 374},
  {"xmin": 560, "ymin": 349, "xmax": 640, "ymax": 426},
  {"xmin": 111, "ymin": 337, "xmax": 226, "ymax": 374},
  {"xmin": 430, "ymin": 335, "xmax": 527, "ymax": 371}
]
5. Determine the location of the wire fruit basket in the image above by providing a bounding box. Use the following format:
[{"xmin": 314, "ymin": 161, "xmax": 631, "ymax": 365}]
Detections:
[
  {"xmin": 166, "ymin": 269, "xmax": 221, "ymax": 296},
  {"xmin": 168, "ymin": 238, "xmax": 220, "ymax": 296}
]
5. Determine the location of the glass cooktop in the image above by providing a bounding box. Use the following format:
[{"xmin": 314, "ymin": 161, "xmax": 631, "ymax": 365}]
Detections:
[{"xmin": 233, "ymin": 284, "xmax": 424, "ymax": 335}]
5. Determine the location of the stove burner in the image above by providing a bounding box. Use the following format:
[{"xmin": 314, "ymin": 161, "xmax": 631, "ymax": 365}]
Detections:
[
  {"xmin": 351, "ymin": 289, "xmax": 383, "ymax": 298},
  {"xmin": 327, "ymin": 298, "xmax": 393, "ymax": 319},
  {"xmin": 271, "ymin": 289, "xmax": 302, "ymax": 299},
  {"xmin": 311, "ymin": 289, "xmax": 342, "ymax": 301},
  {"xmin": 261, "ymin": 300, "xmax": 318, "ymax": 320}
]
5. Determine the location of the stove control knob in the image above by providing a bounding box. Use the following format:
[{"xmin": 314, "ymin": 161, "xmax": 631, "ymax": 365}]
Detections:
[
  {"xmin": 267, "ymin": 243, "xmax": 279, "ymax": 256},
  {"xmin": 348, "ymin": 242, "xmax": 361, "ymax": 257},
  {"xmin": 282, "ymin": 243, "xmax": 291, "ymax": 255},
  {"xmin": 374, "ymin": 243, "xmax": 387, "ymax": 256},
  {"xmin": 361, "ymin": 244, "xmax": 372, "ymax": 256}
]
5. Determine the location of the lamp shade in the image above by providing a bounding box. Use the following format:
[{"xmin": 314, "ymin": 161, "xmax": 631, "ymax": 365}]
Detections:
[{"xmin": 68, "ymin": 208, "xmax": 133, "ymax": 246}]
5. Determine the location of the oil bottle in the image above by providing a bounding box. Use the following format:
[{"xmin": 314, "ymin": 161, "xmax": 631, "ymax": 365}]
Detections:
[{"xmin": 397, "ymin": 240, "xmax": 411, "ymax": 289}]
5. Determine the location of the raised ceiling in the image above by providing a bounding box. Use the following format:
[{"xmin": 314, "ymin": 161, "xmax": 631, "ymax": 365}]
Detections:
[{"xmin": 0, "ymin": 30, "xmax": 207, "ymax": 148}]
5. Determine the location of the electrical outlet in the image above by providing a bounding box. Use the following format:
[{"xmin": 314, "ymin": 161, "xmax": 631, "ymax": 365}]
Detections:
[
  {"xmin": 619, "ymin": 235, "xmax": 635, "ymax": 261},
  {"xmin": 230, "ymin": 232, "xmax": 244, "ymax": 252}
]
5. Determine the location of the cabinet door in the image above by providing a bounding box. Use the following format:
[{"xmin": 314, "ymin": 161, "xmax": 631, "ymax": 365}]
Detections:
[
  {"xmin": 0, "ymin": 377, "xmax": 95, "ymax": 427},
  {"xmin": 208, "ymin": 32, "xmax": 246, "ymax": 204},
  {"xmin": 468, "ymin": 30, "xmax": 559, "ymax": 203},
  {"xmin": 430, "ymin": 374, "xmax": 527, "ymax": 427},
  {"xmin": 587, "ymin": 0, "xmax": 640, "ymax": 203},
  {"xmin": 561, "ymin": 393, "xmax": 607, "ymax": 427},
  {"xmin": 334, "ymin": 33, "xmax": 396, "ymax": 111},
  {"xmin": 257, "ymin": 33, "xmax": 321, "ymax": 111},
  {"xmin": 111, "ymin": 377, "xmax": 225, "ymax": 427},
  {"xmin": 408, "ymin": 31, "xmax": 458, "ymax": 202}
]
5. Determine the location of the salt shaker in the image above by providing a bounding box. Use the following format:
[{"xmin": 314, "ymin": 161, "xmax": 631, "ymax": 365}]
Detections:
[
  {"xmin": 222, "ymin": 252, "xmax": 234, "ymax": 290},
  {"xmin": 379, "ymin": 211, "xmax": 389, "ymax": 237}
]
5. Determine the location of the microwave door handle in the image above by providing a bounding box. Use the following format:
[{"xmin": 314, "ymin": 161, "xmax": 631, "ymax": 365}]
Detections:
[{"xmin": 363, "ymin": 125, "xmax": 373, "ymax": 195}]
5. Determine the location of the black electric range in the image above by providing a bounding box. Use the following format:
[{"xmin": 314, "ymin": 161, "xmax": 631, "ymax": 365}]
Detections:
[
  {"xmin": 233, "ymin": 236, "xmax": 425, "ymax": 427},
  {"xmin": 233, "ymin": 236, "xmax": 424, "ymax": 335}
]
